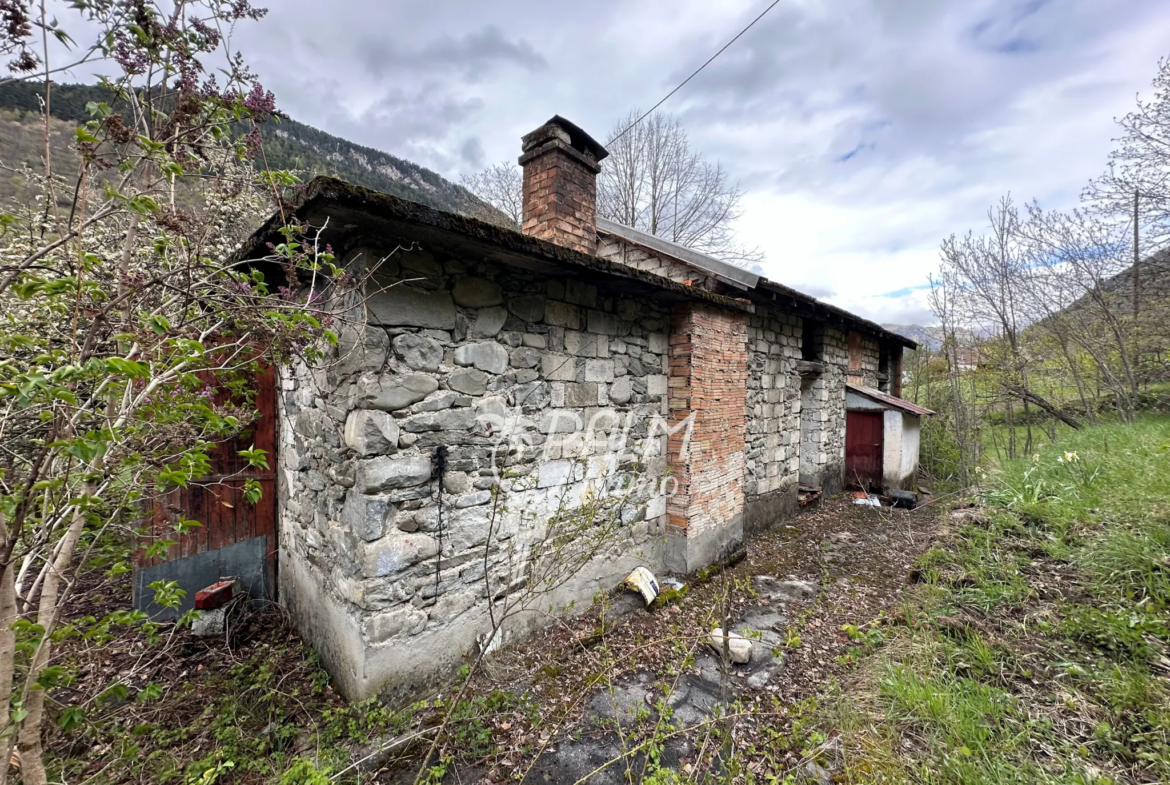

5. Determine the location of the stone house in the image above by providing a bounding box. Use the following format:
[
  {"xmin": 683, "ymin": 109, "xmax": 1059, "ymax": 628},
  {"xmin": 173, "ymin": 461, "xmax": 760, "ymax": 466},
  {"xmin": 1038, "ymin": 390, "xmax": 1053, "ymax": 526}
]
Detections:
[{"xmin": 229, "ymin": 116, "xmax": 919, "ymax": 700}]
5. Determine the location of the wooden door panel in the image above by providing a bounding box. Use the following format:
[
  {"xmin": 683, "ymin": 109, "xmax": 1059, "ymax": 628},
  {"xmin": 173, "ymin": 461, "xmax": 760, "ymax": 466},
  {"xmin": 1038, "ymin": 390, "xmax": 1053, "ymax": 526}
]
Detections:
[
  {"xmin": 136, "ymin": 364, "xmax": 278, "ymax": 611},
  {"xmin": 846, "ymin": 411, "xmax": 884, "ymax": 490}
]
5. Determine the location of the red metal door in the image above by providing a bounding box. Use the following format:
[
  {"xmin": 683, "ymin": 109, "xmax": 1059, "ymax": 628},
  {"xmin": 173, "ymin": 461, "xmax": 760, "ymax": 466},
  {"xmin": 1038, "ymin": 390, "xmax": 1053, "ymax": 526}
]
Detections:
[
  {"xmin": 846, "ymin": 411, "xmax": 883, "ymax": 490},
  {"xmin": 136, "ymin": 364, "xmax": 278, "ymax": 612}
]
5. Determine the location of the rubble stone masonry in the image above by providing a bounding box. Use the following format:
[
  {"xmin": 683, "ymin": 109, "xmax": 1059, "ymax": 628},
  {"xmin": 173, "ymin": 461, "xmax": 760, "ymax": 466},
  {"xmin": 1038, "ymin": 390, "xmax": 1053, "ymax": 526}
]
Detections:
[
  {"xmin": 277, "ymin": 246, "xmax": 674, "ymax": 700},
  {"xmin": 743, "ymin": 308, "xmax": 802, "ymax": 533}
]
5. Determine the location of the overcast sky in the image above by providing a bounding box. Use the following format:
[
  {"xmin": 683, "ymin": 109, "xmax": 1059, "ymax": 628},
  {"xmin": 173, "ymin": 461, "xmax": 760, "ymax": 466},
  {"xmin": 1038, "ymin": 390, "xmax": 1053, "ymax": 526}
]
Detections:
[{"xmin": 225, "ymin": 0, "xmax": 1168, "ymax": 326}]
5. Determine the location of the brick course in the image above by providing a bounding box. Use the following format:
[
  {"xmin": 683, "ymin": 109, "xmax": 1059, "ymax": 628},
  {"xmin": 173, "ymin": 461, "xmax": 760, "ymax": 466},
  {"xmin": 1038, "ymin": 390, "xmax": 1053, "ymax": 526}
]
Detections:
[
  {"xmin": 520, "ymin": 137, "xmax": 601, "ymax": 255},
  {"xmin": 665, "ymin": 303, "xmax": 748, "ymax": 568}
]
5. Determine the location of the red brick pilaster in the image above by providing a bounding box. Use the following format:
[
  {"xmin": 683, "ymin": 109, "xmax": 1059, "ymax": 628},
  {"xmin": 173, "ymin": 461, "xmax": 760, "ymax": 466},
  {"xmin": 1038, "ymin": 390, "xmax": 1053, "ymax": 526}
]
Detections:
[{"xmin": 665, "ymin": 303, "xmax": 748, "ymax": 549}]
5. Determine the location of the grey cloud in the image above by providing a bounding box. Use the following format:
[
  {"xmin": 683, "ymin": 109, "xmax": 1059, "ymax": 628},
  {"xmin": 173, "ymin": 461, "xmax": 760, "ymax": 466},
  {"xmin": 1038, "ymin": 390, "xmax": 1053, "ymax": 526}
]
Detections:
[
  {"xmin": 460, "ymin": 137, "xmax": 485, "ymax": 169},
  {"xmin": 227, "ymin": 0, "xmax": 1170, "ymax": 319},
  {"xmin": 356, "ymin": 25, "xmax": 547, "ymax": 81}
]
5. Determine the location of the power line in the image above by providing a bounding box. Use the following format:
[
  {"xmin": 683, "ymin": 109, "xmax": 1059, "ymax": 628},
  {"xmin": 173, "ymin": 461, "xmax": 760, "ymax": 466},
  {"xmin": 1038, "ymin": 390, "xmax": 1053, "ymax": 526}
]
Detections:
[{"xmin": 609, "ymin": 0, "xmax": 784, "ymax": 144}]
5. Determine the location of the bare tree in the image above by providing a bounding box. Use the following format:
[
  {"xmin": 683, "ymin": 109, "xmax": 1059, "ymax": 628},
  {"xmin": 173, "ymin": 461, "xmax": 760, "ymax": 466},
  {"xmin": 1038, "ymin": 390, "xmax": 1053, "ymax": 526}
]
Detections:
[
  {"xmin": 461, "ymin": 160, "xmax": 524, "ymax": 228},
  {"xmin": 1019, "ymin": 204, "xmax": 1148, "ymax": 422},
  {"xmin": 1084, "ymin": 56, "xmax": 1170, "ymax": 253},
  {"xmin": 599, "ymin": 110, "xmax": 763, "ymax": 268}
]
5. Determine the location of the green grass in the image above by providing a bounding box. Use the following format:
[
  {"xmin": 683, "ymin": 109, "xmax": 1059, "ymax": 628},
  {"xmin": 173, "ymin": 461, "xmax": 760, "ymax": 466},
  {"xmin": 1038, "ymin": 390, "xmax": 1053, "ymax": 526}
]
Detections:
[{"xmin": 825, "ymin": 415, "xmax": 1170, "ymax": 785}]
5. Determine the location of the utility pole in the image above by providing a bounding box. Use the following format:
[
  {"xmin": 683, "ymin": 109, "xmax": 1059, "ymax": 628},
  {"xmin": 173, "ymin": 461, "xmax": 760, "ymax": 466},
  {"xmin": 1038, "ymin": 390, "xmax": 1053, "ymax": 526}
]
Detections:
[{"xmin": 1133, "ymin": 189, "xmax": 1141, "ymax": 384}]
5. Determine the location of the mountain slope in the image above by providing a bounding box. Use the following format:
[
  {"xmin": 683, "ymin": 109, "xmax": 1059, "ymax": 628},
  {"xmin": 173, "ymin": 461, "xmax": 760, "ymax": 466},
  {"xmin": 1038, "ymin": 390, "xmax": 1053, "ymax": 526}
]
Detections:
[
  {"xmin": 882, "ymin": 324, "xmax": 943, "ymax": 351},
  {"xmin": 0, "ymin": 81, "xmax": 503, "ymax": 221}
]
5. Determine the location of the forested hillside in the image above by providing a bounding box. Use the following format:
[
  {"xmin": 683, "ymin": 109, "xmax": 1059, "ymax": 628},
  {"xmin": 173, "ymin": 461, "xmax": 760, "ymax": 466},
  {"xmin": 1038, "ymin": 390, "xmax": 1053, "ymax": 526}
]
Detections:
[{"xmin": 0, "ymin": 81, "xmax": 504, "ymax": 221}]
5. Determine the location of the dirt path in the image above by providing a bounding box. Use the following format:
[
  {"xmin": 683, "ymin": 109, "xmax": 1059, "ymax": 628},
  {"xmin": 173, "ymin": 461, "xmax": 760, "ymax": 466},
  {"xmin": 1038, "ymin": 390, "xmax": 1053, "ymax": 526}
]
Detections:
[{"xmin": 384, "ymin": 496, "xmax": 944, "ymax": 783}]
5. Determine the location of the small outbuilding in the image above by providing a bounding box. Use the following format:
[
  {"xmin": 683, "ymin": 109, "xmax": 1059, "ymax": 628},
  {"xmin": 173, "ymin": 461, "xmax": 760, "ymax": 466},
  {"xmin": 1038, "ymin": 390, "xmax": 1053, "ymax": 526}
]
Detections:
[{"xmin": 844, "ymin": 384, "xmax": 934, "ymax": 493}]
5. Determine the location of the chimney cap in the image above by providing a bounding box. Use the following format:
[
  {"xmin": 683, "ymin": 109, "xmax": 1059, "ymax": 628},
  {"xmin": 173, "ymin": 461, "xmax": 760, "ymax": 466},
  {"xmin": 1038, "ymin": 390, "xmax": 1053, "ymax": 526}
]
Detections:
[{"xmin": 522, "ymin": 115, "xmax": 609, "ymax": 163}]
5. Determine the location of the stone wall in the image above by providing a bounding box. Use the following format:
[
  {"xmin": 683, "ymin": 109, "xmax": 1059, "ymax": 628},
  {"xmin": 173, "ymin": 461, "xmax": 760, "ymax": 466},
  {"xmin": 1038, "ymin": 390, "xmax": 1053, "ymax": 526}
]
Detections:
[
  {"xmin": 664, "ymin": 303, "xmax": 748, "ymax": 572},
  {"xmin": 743, "ymin": 307, "xmax": 802, "ymax": 533},
  {"xmin": 277, "ymin": 246, "xmax": 675, "ymax": 700},
  {"xmin": 797, "ymin": 325, "xmax": 849, "ymax": 495}
]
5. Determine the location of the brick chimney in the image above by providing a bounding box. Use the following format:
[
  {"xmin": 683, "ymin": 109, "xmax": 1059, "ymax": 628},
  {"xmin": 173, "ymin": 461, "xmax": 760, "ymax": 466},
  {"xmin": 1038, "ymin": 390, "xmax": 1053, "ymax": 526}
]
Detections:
[{"xmin": 518, "ymin": 115, "xmax": 608, "ymax": 255}]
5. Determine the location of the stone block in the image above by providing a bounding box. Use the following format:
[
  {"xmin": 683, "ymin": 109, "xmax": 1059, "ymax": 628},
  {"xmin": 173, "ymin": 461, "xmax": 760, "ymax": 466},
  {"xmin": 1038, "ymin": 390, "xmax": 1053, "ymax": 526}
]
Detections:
[
  {"xmin": 509, "ymin": 346, "xmax": 541, "ymax": 368},
  {"xmin": 648, "ymin": 333, "xmax": 668, "ymax": 354},
  {"xmin": 363, "ymin": 606, "xmax": 428, "ymax": 643},
  {"xmin": 413, "ymin": 390, "xmax": 460, "ymax": 412},
  {"xmin": 341, "ymin": 490, "xmax": 394, "ymax": 541},
  {"xmin": 564, "ymin": 382, "xmax": 599, "ymax": 408},
  {"xmin": 522, "ymin": 333, "xmax": 547, "ymax": 349},
  {"xmin": 455, "ymin": 490, "xmax": 492, "ymax": 508},
  {"xmin": 609, "ymin": 376, "xmax": 633, "ymax": 404},
  {"xmin": 585, "ymin": 359, "xmax": 615, "ymax": 383},
  {"xmin": 357, "ymin": 456, "xmax": 433, "ymax": 493},
  {"xmin": 400, "ymin": 409, "xmax": 477, "ymax": 433},
  {"xmin": 587, "ymin": 310, "xmax": 618, "ymax": 335},
  {"xmin": 454, "ymin": 342, "xmax": 509, "ymax": 375},
  {"xmin": 400, "ymin": 250, "xmax": 442, "ymax": 280},
  {"xmin": 647, "ymin": 375, "xmax": 668, "ymax": 396},
  {"xmin": 540, "ymin": 409, "xmax": 583, "ymax": 434},
  {"xmin": 336, "ymin": 326, "xmax": 390, "ymax": 377},
  {"xmin": 392, "ymin": 333, "xmax": 443, "ymax": 372},
  {"xmin": 472, "ymin": 306, "xmax": 508, "ymax": 337},
  {"xmin": 358, "ymin": 373, "xmax": 439, "ymax": 411},
  {"xmin": 447, "ymin": 368, "xmax": 488, "ymax": 396},
  {"xmin": 452, "ymin": 278, "xmax": 503, "ymax": 308},
  {"xmin": 443, "ymin": 471, "xmax": 471, "ymax": 494},
  {"xmin": 359, "ymin": 532, "xmax": 439, "ymax": 578},
  {"xmin": 541, "ymin": 353, "xmax": 578, "ymax": 381},
  {"xmin": 507, "ymin": 295, "xmax": 545, "ymax": 323},
  {"xmin": 564, "ymin": 330, "xmax": 606, "ymax": 358},
  {"xmin": 538, "ymin": 460, "xmax": 574, "ymax": 488},
  {"xmin": 544, "ymin": 301, "xmax": 581, "ymax": 329},
  {"xmin": 564, "ymin": 280, "xmax": 597, "ymax": 307},
  {"xmin": 368, "ymin": 286, "xmax": 456, "ymax": 330},
  {"xmin": 344, "ymin": 410, "xmax": 400, "ymax": 456}
]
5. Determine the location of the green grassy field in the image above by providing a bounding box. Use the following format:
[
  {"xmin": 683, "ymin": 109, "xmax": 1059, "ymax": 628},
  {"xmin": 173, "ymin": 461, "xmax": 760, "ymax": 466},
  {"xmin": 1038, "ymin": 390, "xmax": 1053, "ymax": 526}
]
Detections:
[{"xmin": 826, "ymin": 415, "xmax": 1170, "ymax": 784}]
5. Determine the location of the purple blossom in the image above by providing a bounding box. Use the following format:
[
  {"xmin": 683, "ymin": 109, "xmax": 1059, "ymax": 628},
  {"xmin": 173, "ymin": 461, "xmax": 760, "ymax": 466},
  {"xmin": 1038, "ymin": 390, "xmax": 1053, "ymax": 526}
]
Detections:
[{"xmin": 243, "ymin": 82, "xmax": 276, "ymax": 119}]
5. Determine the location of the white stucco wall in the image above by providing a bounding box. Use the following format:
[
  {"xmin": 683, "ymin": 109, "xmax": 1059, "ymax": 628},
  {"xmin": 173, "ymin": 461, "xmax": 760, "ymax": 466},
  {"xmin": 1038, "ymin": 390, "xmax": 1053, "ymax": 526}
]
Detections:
[
  {"xmin": 848, "ymin": 389, "xmax": 921, "ymax": 492},
  {"xmin": 900, "ymin": 414, "xmax": 921, "ymax": 483}
]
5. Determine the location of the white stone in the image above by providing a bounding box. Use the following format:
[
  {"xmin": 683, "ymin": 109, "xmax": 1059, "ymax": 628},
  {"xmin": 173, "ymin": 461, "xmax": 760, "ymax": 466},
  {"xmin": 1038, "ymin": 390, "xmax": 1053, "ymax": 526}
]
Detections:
[
  {"xmin": 341, "ymin": 490, "xmax": 393, "ymax": 541},
  {"xmin": 472, "ymin": 306, "xmax": 508, "ymax": 337},
  {"xmin": 541, "ymin": 353, "xmax": 578, "ymax": 381},
  {"xmin": 647, "ymin": 375, "xmax": 669, "ymax": 396},
  {"xmin": 344, "ymin": 409, "xmax": 400, "ymax": 456},
  {"xmin": 392, "ymin": 333, "xmax": 444, "ymax": 371},
  {"xmin": 646, "ymin": 495, "xmax": 666, "ymax": 519},
  {"xmin": 708, "ymin": 628, "xmax": 752, "ymax": 664},
  {"xmin": 357, "ymin": 373, "xmax": 439, "ymax": 411},
  {"xmin": 363, "ymin": 606, "xmax": 428, "ymax": 643},
  {"xmin": 538, "ymin": 460, "xmax": 574, "ymax": 488},
  {"xmin": 454, "ymin": 342, "xmax": 509, "ymax": 375},
  {"xmin": 455, "ymin": 490, "xmax": 492, "ymax": 508},
  {"xmin": 585, "ymin": 359, "xmax": 615, "ymax": 383},
  {"xmin": 359, "ymin": 532, "xmax": 439, "ymax": 578},
  {"xmin": 452, "ymin": 277, "xmax": 503, "ymax": 308},
  {"xmin": 368, "ymin": 286, "xmax": 456, "ymax": 330},
  {"xmin": 357, "ymin": 456, "xmax": 433, "ymax": 493},
  {"xmin": 447, "ymin": 368, "xmax": 488, "ymax": 395},
  {"xmin": 648, "ymin": 333, "xmax": 668, "ymax": 354}
]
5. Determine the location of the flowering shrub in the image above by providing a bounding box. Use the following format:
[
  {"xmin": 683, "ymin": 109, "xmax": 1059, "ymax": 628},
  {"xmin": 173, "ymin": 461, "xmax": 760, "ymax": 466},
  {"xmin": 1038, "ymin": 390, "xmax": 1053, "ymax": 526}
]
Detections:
[{"xmin": 0, "ymin": 4, "xmax": 367, "ymax": 782}]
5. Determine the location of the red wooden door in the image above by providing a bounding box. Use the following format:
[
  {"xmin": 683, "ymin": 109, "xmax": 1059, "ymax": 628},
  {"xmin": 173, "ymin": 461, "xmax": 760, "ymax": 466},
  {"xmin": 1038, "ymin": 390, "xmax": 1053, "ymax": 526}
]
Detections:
[
  {"xmin": 846, "ymin": 411, "xmax": 884, "ymax": 490},
  {"xmin": 136, "ymin": 364, "xmax": 278, "ymax": 612}
]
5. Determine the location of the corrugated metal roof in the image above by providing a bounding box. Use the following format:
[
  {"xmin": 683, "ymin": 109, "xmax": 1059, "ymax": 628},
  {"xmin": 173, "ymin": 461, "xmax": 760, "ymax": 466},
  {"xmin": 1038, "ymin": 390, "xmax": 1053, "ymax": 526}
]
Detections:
[
  {"xmin": 846, "ymin": 384, "xmax": 935, "ymax": 416},
  {"xmin": 596, "ymin": 217, "xmax": 761, "ymax": 290}
]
